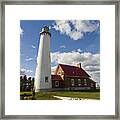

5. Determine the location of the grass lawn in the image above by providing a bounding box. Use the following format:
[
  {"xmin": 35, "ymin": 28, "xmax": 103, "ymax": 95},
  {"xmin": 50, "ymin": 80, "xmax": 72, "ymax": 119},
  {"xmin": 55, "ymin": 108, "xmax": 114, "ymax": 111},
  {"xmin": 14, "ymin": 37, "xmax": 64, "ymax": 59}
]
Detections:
[
  {"xmin": 35, "ymin": 91, "xmax": 100, "ymax": 100},
  {"xmin": 20, "ymin": 91, "xmax": 32, "ymax": 95},
  {"xmin": 20, "ymin": 91, "xmax": 100, "ymax": 100},
  {"xmin": 35, "ymin": 92, "xmax": 60, "ymax": 100}
]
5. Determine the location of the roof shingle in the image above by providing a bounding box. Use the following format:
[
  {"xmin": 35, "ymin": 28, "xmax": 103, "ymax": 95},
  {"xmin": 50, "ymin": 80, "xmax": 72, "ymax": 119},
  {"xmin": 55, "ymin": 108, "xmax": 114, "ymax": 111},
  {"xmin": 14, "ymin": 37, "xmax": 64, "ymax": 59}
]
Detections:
[
  {"xmin": 59, "ymin": 64, "xmax": 90, "ymax": 78},
  {"xmin": 51, "ymin": 75, "xmax": 62, "ymax": 81}
]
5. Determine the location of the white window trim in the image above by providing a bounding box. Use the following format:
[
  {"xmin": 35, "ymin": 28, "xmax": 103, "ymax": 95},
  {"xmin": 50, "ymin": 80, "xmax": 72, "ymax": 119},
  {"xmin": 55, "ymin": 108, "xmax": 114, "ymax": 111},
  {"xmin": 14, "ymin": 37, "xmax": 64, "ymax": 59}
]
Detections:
[
  {"xmin": 78, "ymin": 79, "xmax": 81, "ymax": 86},
  {"xmin": 84, "ymin": 83, "xmax": 87, "ymax": 86},
  {"xmin": 91, "ymin": 83, "xmax": 94, "ymax": 87},
  {"xmin": 45, "ymin": 76, "xmax": 49, "ymax": 82},
  {"xmin": 71, "ymin": 79, "xmax": 75, "ymax": 86},
  {"xmin": 61, "ymin": 71, "xmax": 64, "ymax": 75},
  {"xmin": 55, "ymin": 81, "xmax": 59, "ymax": 87},
  {"xmin": 84, "ymin": 79, "xmax": 87, "ymax": 83}
]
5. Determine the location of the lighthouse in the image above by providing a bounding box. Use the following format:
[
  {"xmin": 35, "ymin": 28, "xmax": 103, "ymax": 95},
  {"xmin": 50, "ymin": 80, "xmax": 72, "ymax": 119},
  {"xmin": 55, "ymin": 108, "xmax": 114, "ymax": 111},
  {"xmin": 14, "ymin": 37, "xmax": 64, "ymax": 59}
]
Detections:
[{"xmin": 35, "ymin": 26, "xmax": 52, "ymax": 92}]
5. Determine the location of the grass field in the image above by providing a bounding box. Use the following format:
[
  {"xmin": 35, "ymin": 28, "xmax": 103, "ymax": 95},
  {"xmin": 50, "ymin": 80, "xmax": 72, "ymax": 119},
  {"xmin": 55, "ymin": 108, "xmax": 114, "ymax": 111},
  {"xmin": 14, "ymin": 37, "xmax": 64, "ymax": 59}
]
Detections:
[{"xmin": 20, "ymin": 91, "xmax": 100, "ymax": 100}]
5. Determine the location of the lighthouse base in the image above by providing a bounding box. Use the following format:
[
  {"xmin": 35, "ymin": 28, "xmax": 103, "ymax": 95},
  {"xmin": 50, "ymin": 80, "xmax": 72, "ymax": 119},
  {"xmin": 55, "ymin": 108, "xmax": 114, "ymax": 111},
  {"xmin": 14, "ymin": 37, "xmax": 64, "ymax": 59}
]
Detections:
[{"xmin": 35, "ymin": 88, "xmax": 52, "ymax": 92}]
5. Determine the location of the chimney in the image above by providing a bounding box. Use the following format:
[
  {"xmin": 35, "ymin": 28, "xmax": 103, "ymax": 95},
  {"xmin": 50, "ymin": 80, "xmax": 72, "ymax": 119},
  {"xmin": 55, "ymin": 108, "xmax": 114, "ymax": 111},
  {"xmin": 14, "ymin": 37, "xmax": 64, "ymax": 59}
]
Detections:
[{"xmin": 77, "ymin": 63, "xmax": 81, "ymax": 68}]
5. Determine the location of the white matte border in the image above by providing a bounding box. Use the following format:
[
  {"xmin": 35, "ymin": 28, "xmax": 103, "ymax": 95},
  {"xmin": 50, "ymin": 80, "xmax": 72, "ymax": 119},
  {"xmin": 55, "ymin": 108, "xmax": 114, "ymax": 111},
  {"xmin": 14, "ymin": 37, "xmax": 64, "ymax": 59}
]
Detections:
[{"xmin": 5, "ymin": 5, "xmax": 115, "ymax": 115}]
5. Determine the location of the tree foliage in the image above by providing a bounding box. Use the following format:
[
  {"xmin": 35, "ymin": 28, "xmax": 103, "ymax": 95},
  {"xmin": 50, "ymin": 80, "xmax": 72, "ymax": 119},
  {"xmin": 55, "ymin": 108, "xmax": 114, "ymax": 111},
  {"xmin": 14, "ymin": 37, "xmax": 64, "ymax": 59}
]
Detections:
[{"xmin": 20, "ymin": 75, "xmax": 34, "ymax": 92}]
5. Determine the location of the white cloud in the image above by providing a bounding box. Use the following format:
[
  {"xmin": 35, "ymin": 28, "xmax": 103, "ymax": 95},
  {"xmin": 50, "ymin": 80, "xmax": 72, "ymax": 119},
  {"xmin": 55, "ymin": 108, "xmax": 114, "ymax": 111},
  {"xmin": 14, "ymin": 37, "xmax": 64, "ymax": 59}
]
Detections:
[
  {"xmin": 60, "ymin": 45, "xmax": 66, "ymax": 48},
  {"xmin": 20, "ymin": 27, "xmax": 24, "ymax": 36},
  {"xmin": 25, "ymin": 57, "xmax": 34, "ymax": 61},
  {"xmin": 53, "ymin": 20, "xmax": 71, "ymax": 34},
  {"xmin": 20, "ymin": 68, "xmax": 33, "ymax": 75},
  {"xmin": 53, "ymin": 20, "xmax": 99, "ymax": 40},
  {"xmin": 71, "ymin": 20, "xmax": 99, "ymax": 33},
  {"xmin": 20, "ymin": 69, "xmax": 26, "ymax": 75},
  {"xmin": 77, "ymin": 48, "xmax": 82, "ymax": 53},
  {"xmin": 49, "ymin": 26, "xmax": 52, "ymax": 30},
  {"xmin": 85, "ymin": 65, "xmax": 100, "ymax": 72},
  {"xmin": 51, "ymin": 51, "xmax": 98, "ymax": 65},
  {"xmin": 51, "ymin": 66, "xmax": 57, "ymax": 74},
  {"xmin": 89, "ymin": 71, "xmax": 100, "ymax": 84},
  {"xmin": 69, "ymin": 30, "xmax": 83, "ymax": 40},
  {"xmin": 51, "ymin": 51, "xmax": 100, "ymax": 83},
  {"xmin": 32, "ymin": 45, "xmax": 36, "ymax": 49}
]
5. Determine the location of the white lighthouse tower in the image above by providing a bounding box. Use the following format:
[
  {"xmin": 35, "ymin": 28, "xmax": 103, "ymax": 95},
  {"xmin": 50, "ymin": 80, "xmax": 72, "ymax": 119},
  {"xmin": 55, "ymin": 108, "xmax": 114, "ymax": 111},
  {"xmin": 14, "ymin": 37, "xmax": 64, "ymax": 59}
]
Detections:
[{"xmin": 35, "ymin": 26, "xmax": 52, "ymax": 92}]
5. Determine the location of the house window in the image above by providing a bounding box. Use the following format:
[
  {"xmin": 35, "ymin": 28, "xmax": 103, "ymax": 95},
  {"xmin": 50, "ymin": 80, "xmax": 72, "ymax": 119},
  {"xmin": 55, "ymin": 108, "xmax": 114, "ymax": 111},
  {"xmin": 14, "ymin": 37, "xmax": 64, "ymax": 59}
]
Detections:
[
  {"xmin": 58, "ymin": 72, "xmax": 61, "ymax": 75},
  {"xmin": 78, "ymin": 79, "xmax": 81, "ymax": 86},
  {"xmin": 45, "ymin": 76, "xmax": 48, "ymax": 82},
  {"xmin": 61, "ymin": 71, "xmax": 64, "ymax": 75},
  {"xmin": 71, "ymin": 79, "xmax": 74, "ymax": 86},
  {"xmin": 91, "ymin": 83, "xmax": 94, "ymax": 87},
  {"xmin": 55, "ymin": 81, "xmax": 59, "ymax": 87},
  {"xmin": 84, "ymin": 79, "xmax": 87, "ymax": 86}
]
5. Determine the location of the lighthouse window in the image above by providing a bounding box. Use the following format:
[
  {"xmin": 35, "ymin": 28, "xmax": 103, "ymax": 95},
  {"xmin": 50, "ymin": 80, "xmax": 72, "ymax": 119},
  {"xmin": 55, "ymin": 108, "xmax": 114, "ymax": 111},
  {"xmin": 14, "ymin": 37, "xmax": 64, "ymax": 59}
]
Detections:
[
  {"xmin": 55, "ymin": 81, "xmax": 59, "ymax": 87},
  {"xmin": 45, "ymin": 76, "xmax": 48, "ymax": 82}
]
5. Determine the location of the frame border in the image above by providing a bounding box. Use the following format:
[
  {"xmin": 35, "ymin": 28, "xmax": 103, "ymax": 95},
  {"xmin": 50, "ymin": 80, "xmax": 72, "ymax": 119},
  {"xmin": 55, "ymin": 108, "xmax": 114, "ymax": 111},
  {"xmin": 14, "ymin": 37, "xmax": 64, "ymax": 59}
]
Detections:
[{"xmin": 0, "ymin": 0, "xmax": 119, "ymax": 119}]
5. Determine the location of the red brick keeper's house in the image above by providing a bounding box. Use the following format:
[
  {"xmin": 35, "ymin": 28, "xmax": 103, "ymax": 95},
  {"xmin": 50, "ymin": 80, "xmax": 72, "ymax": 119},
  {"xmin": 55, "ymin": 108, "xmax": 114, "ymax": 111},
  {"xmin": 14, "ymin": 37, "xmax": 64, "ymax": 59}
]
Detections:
[{"xmin": 51, "ymin": 63, "xmax": 96, "ymax": 90}]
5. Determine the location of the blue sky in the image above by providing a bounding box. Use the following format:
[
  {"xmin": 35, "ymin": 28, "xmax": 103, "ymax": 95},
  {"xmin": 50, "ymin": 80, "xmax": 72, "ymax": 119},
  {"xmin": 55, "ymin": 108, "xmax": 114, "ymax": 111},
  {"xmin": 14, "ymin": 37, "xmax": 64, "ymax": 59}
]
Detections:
[{"xmin": 20, "ymin": 20, "xmax": 100, "ymax": 84}]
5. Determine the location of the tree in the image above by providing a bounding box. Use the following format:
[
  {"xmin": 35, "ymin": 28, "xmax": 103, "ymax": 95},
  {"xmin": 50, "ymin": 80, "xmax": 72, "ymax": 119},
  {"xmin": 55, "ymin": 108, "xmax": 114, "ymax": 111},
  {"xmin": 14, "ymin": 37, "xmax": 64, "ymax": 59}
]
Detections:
[{"xmin": 20, "ymin": 75, "xmax": 35, "ymax": 92}]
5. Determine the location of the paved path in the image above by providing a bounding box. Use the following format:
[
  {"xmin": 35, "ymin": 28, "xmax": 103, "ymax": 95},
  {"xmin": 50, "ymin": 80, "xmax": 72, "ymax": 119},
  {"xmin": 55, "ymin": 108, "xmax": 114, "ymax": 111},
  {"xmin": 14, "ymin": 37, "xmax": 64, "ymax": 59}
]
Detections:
[{"xmin": 53, "ymin": 96, "xmax": 95, "ymax": 100}]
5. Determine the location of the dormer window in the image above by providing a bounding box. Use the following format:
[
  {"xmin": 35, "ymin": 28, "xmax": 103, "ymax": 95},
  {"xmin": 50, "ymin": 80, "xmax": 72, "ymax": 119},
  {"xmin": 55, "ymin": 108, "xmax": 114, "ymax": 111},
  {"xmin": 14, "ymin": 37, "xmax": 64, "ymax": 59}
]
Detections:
[
  {"xmin": 61, "ymin": 71, "xmax": 64, "ymax": 75},
  {"xmin": 58, "ymin": 72, "xmax": 61, "ymax": 75}
]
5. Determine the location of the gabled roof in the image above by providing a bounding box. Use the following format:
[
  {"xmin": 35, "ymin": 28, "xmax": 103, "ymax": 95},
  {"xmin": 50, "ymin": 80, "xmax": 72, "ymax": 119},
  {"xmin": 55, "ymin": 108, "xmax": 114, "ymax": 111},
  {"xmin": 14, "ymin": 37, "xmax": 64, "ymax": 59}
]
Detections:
[
  {"xmin": 89, "ymin": 79, "xmax": 96, "ymax": 83},
  {"xmin": 51, "ymin": 75, "xmax": 63, "ymax": 81},
  {"xmin": 58, "ymin": 64, "xmax": 90, "ymax": 78}
]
